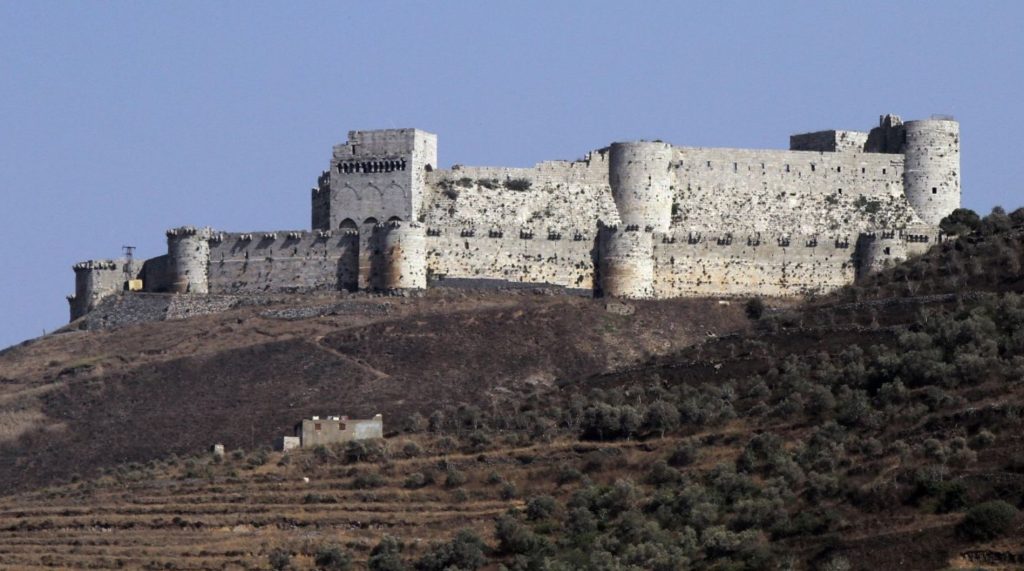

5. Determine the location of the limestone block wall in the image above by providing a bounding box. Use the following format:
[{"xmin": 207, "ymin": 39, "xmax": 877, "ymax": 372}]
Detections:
[
  {"xmin": 671, "ymin": 147, "xmax": 917, "ymax": 234},
  {"xmin": 206, "ymin": 230, "xmax": 359, "ymax": 294},
  {"xmin": 139, "ymin": 255, "xmax": 171, "ymax": 293},
  {"xmin": 421, "ymin": 154, "xmax": 619, "ymax": 234},
  {"xmin": 424, "ymin": 226, "xmax": 597, "ymax": 290},
  {"xmin": 653, "ymin": 231, "xmax": 856, "ymax": 297},
  {"xmin": 789, "ymin": 130, "xmax": 870, "ymax": 153}
]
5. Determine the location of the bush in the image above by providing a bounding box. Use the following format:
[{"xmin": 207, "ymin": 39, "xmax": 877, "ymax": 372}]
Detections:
[
  {"xmin": 499, "ymin": 481, "xmax": 519, "ymax": 500},
  {"xmin": 268, "ymin": 548, "xmax": 291, "ymax": 571},
  {"xmin": 504, "ymin": 178, "xmax": 532, "ymax": 191},
  {"xmin": 745, "ymin": 297, "xmax": 766, "ymax": 320},
  {"xmin": 667, "ymin": 442, "xmax": 699, "ymax": 467},
  {"xmin": 369, "ymin": 535, "xmax": 407, "ymax": 571},
  {"xmin": 352, "ymin": 472, "xmax": 386, "ymax": 489},
  {"xmin": 445, "ymin": 468, "xmax": 468, "ymax": 488},
  {"xmin": 314, "ymin": 544, "xmax": 353, "ymax": 571},
  {"xmin": 414, "ymin": 529, "xmax": 486, "ymax": 571},
  {"xmin": 494, "ymin": 515, "xmax": 549, "ymax": 555},
  {"xmin": 957, "ymin": 500, "xmax": 1018, "ymax": 540},
  {"xmin": 303, "ymin": 492, "xmax": 338, "ymax": 504},
  {"xmin": 643, "ymin": 401, "xmax": 681, "ymax": 437},
  {"xmin": 940, "ymin": 208, "xmax": 981, "ymax": 236},
  {"xmin": 526, "ymin": 495, "xmax": 558, "ymax": 521},
  {"xmin": 404, "ymin": 471, "xmax": 433, "ymax": 489},
  {"xmin": 556, "ymin": 466, "xmax": 584, "ymax": 486},
  {"xmin": 402, "ymin": 441, "xmax": 423, "ymax": 458}
]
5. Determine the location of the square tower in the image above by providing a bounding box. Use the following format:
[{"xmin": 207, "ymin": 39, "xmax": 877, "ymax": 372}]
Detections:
[{"xmin": 318, "ymin": 128, "xmax": 437, "ymax": 230}]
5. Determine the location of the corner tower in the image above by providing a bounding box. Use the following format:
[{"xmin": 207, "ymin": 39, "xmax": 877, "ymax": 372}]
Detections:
[
  {"xmin": 319, "ymin": 129, "xmax": 438, "ymax": 231},
  {"xmin": 902, "ymin": 118, "xmax": 960, "ymax": 226}
]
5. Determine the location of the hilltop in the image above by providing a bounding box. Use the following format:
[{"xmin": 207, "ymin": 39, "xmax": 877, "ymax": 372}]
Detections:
[{"xmin": 0, "ymin": 209, "xmax": 1023, "ymax": 570}]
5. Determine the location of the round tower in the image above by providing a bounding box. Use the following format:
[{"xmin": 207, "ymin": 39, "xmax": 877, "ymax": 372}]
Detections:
[
  {"xmin": 608, "ymin": 141, "xmax": 674, "ymax": 232},
  {"xmin": 166, "ymin": 226, "xmax": 212, "ymax": 294},
  {"xmin": 902, "ymin": 118, "xmax": 960, "ymax": 226},
  {"xmin": 856, "ymin": 232, "xmax": 908, "ymax": 279},
  {"xmin": 70, "ymin": 260, "xmax": 120, "ymax": 320},
  {"xmin": 599, "ymin": 225, "xmax": 655, "ymax": 299},
  {"xmin": 375, "ymin": 221, "xmax": 426, "ymax": 290}
]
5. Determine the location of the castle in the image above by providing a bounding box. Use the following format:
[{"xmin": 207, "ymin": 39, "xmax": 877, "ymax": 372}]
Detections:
[{"xmin": 68, "ymin": 114, "xmax": 960, "ymax": 320}]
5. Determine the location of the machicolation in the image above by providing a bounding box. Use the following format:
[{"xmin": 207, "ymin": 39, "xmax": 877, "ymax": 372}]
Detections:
[{"xmin": 68, "ymin": 114, "xmax": 962, "ymax": 320}]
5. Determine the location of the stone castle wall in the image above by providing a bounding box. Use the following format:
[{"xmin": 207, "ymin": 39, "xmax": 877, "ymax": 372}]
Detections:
[
  {"xmin": 425, "ymin": 227, "xmax": 597, "ymax": 290},
  {"xmin": 68, "ymin": 115, "xmax": 962, "ymax": 321},
  {"xmin": 206, "ymin": 230, "xmax": 358, "ymax": 294}
]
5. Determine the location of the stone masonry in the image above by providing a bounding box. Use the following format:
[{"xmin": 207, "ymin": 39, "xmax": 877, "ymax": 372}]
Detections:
[{"xmin": 67, "ymin": 114, "xmax": 961, "ymax": 319}]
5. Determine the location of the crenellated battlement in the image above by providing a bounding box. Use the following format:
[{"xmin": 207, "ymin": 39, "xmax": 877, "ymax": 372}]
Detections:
[{"xmin": 68, "ymin": 112, "xmax": 963, "ymax": 320}]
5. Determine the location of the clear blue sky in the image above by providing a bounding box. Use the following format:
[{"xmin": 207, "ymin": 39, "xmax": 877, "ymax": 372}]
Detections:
[{"xmin": 1, "ymin": 1, "xmax": 1022, "ymax": 348}]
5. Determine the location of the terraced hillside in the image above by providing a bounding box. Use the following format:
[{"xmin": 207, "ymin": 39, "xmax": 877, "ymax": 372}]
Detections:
[{"xmin": 0, "ymin": 290, "xmax": 748, "ymax": 493}]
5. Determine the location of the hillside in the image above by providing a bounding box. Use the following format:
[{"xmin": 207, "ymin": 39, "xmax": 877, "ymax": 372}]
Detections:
[{"xmin": 1, "ymin": 214, "xmax": 1023, "ymax": 570}]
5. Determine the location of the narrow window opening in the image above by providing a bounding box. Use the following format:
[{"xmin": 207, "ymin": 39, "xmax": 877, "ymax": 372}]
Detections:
[
  {"xmin": 861, "ymin": 167, "xmax": 865, "ymax": 173},
  {"xmin": 837, "ymin": 166, "xmax": 841, "ymax": 173},
  {"xmin": 706, "ymin": 160, "xmax": 712, "ymax": 168},
  {"xmin": 339, "ymin": 423, "xmax": 346, "ymax": 431},
  {"xmin": 733, "ymin": 162, "xmax": 738, "ymax": 172},
  {"xmin": 811, "ymin": 164, "xmax": 816, "ymax": 172},
  {"xmin": 932, "ymin": 187, "xmax": 937, "ymax": 194},
  {"xmin": 883, "ymin": 247, "xmax": 891, "ymax": 255},
  {"xmin": 785, "ymin": 164, "xmax": 790, "ymax": 173},
  {"xmin": 838, "ymin": 189, "xmax": 843, "ymax": 194},
  {"xmin": 351, "ymin": 145, "xmax": 356, "ymax": 155},
  {"xmin": 314, "ymin": 423, "xmax": 322, "ymax": 431},
  {"xmin": 882, "ymin": 168, "xmax": 887, "ymax": 175}
]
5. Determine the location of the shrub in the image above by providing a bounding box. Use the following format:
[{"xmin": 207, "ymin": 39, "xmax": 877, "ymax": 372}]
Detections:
[
  {"xmin": 444, "ymin": 468, "xmax": 468, "ymax": 488},
  {"xmin": 645, "ymin": 460, "xmax": 682, "ymax": 486},
  {"xmin": 667, "ymin": 442, "xmax": 699, "ymax": 467},
  {"xmin": 526, "ymin": 495, "xmax": 558, "ymax": 521},
  {"xmin": 456, "ymin": 177, "xmax": 474, "ymax": 188},
  {"xmin": 414, "ymin": 529, "xmax": 486, "ymax": 571},
  {"xmin": 402, "ymin": 441, "xmax": 423, "ymax": 458},
  {"xmin": 745, "ymin": 297, "xmax": 766, "ymax": 320},
  {"xmin": 477, "ymin": 178, "xmax": 500, "ymax": 189},
  {"xmin": 643, "ymin": 401, "xmax": 681, "ymax": 437},
  {"xmin": 352, "ymin": 472, "xmax": 386, "ymax": 489},
  {"xmin": 494, "ymin": 515, "xmax": 549, "ymax": 555},
  {"xmin": 404, "ymin": 472, "xmax": 432, "ymax": 489},
  {"xmin": 314, "ymin": 544, "xmax": 353, "ymax": 571},
  {"xmin": 940, "ymin": 208, "xmax": 981, "ymax": 236},
  {"xmin": 970, "ymin": 429, "xmax": 996, "ymax": 450},
  {"xmin": 499, "ymin": 481, "xmax": 519, "ymax": 500},
  {"xmin": 957, "ymin": 500, "xmax": 1019, "ymax": 540},
  {"xmin": 504, "ymin": 178, "xmax": 532, "ymax": 191},
  {"xmin": 369, "ymin": 535, "xmax": 407, "ymax": 571},
  {"xmin": 268, "ymin": 548, "xmax": 291, "ymax": 571},
  {"xmin": 406, "ymin": 413, "xmax": 428, "ymax": 433},
  {"xmin": 303, "ymin": 492, "xmax": 338, "ymax": 504}
]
